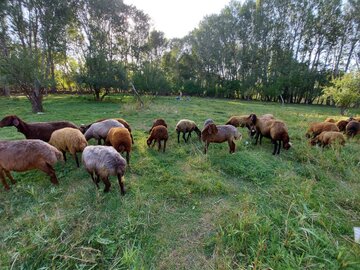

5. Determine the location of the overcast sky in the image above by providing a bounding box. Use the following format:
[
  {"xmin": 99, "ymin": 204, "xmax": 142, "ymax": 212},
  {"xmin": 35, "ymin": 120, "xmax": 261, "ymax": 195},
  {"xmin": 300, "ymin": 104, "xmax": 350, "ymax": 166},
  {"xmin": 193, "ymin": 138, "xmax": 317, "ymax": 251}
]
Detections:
[{"xmin": 123, "ymin": 0, "xmax": 231, "ymax": 39}]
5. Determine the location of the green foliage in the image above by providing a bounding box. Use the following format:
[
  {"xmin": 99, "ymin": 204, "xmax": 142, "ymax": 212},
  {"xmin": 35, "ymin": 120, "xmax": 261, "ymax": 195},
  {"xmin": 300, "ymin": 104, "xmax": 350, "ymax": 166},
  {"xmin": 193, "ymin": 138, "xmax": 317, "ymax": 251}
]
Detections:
[
  {"xmin": 0, "ymin": 95, "xmax": 359, "ymax": 269},
  {"xmin": 323, "ymin": 72, "xmax": 360, "ymax": 114}
]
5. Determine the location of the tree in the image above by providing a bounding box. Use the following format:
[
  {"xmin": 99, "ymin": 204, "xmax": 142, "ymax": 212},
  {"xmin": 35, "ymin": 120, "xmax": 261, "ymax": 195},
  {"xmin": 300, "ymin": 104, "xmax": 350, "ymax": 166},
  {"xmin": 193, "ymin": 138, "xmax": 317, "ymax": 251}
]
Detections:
[{"xmin": 323, "ymin": 72, "xmax": 360, "ymax": 115}]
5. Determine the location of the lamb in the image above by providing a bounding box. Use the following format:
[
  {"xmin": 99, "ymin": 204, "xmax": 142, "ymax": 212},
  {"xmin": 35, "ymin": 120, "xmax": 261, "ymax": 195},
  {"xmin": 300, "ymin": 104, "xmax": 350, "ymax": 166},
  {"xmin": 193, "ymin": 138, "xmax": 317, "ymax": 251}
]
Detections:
[
  {"xmin": 345, "ymin": 121, "xmax": 360, "ymax": 137},
  {"xmin": 0, "ymin": 139, "xmax": 63, "ymax": 190},
  {"xmin": 175, "ymin": 119, "xmax": 201, "ymax": 143},
  {"xmin": 84, "ymin": 119, "xmax": 124, "ymax": 145},
  {"xmin": 0, "ymin": 115, "xmax": 78, "ymax": 142},
  {"xmin": 310, "ymin": 131, "xmax": 345, "ymax": 147},
  {"xmin": 336, "ymin": 120, "xmax": 349, "ymax": 132},
  {"xmin": 305, "ymin": 122, "xmax": 339, "ymax": 138},
  {"xmin": 201, "ymin": 124, "xmax": 242, "ymax": 154},
  {"xmin": 48, "ymin": 128, "xmax": 88, "ymax": 167},
  {"xmin": 324, "ymin": 117, "xmax": 336, "ymax": 123},
  {"xmin": 82, "ymin": 145, "xmax": 127, "ymax": 195},
  {"xmin": 147, "ymin": 125, "xmax": 168, "ymax": 152},
  {"xmin": 149, "ymin": 118, "xmax": 167, "ymax": 133},
  {"xmin": 249, "ymin": 114, "xmax": 291, "ymax": 155},
  {"xmin": 80, "ymin": 118, "xmax": 134, "ymax": 144},
  {"xmin": 105, "ymin": 127, "xmax": 132, "ymax": 164}
]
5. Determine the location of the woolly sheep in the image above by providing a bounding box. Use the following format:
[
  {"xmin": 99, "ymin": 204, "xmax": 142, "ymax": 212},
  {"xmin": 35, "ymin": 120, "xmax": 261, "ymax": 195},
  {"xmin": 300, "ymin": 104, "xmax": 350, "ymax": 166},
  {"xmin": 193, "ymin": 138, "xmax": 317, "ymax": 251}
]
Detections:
[
  {"xmin": 149, "ymin": 119, "xmax": 167, "ymax": 133},
  {"xmin": 0, "ymin": 139, "xmax": 63, "ymax": 190},
  {"xmin": 310, "ymin": 131, "xmax": 345, "ymax": 147},
  {"xmin": 49, "ymin": 128, "xmax": 88, "ymax": 167},
  {"xmin": 82, "ymin": 145, "xmax": 127, "ymax": 195},
  {"xmin": 84, "ymin": 119, "xmax": 124, "ymax": 145},
  {"xmin": 175, "ymin": 119, "xmax": 201, "ymax": 143},
  {"xmin": 105, "ymin": 127, "xmax": 132, "ymax": 164},
  {"xmin": 201, "ymin": 124, "xmax": 242, "ymax": 154},
  {"xmin": 147, "ymin": 125, "xmax": 168, "ymax": 152}
]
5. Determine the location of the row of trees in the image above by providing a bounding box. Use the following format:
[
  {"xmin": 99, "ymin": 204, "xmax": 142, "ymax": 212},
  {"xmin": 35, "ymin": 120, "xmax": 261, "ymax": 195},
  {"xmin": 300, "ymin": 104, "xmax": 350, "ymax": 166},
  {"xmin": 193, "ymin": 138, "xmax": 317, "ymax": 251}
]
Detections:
[{"xmin": 0, "ymin": 0, "xmax": 359, "ymax": 112}]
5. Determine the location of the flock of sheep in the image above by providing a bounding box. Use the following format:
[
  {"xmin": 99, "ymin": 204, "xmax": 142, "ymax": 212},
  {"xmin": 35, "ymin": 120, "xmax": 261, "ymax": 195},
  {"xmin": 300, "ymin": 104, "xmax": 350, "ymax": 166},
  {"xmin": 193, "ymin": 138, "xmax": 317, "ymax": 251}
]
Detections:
[{"xmin": 0, "ymin": 113, "xmax": 359, "ymax": 195}]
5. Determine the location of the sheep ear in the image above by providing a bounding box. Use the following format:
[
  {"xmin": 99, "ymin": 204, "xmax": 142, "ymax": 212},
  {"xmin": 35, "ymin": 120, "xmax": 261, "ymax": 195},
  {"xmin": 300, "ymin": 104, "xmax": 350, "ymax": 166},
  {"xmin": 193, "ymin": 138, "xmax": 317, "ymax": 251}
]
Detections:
[
  {"xmin": 12, "ymin": 118, "xmax": 19, "ymax": 126},
  {"xmin": 249, "ymin": 114, "xmax": 256, "ymax": 124}
]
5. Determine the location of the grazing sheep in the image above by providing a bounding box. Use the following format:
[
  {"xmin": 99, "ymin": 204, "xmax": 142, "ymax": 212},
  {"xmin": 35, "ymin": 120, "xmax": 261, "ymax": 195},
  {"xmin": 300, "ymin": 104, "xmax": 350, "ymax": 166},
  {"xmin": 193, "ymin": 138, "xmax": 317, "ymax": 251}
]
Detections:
[
  {"xmin": 80, "ymin": 118, "xmax": 134, "ymax": 144},
  {"xmin": 203, "ymin": 119, "xmax": 214, "ymax": 127},
  {"xmin": 84, "ymin": 119, "xmax": 124, "ymax": 145},
  {"xmin": 310, "ymin": 131, "xmax": 345, "ymax": 147},
  {"xmin": 105, "ymin": 127, "xmax": 132, "ymax": 164},
  {"xmin": 149, "ymin": 118, "xmax": 167, "ymax": 133},
  {"xmin": 0, "ymin": 140, "xmax": 63, "ymax": 190},
  {"xmin": 201, "ymin": 124, "xmax": 242, "ymax": 154},
  {"xmin": 82, "ymin": 145, "xmax": 127, "ymax": 195},
  {"xmin": 175, "ymin": 119, "xmax": 201, "ymax": 143},
  {"xmin": 249, "ymin": 114, "xmax": 291, "ymax": 155},
  {"xmin": 147, "ymin": 125, "xmax": 168, "ymax": 152},
  {"xmin": 248, "ymin": 114, "xmax": 275, "ymax": 137},
  {"xmin": 305, "ymin": 122, "xmax": 339, "ymax": 138},
  {"xmin": 336, "ymin": 120, "xmax": 349, "ymax": 132},
  {"xmin": 225, "ymin": 115, "xmax": 252, "ymax": 128},
  {"xmin": 324, "ymin": 117, "xmax": 336, "ymax": 123},
  {"xmin": 345, "ymin": 121, "xmax": 360, "ymax": 137},
  {"xmin": 0, "ymin": 115, "xmax": 78, "ymax": 142},
  {"xmin": 49, "ymin": 128, "xmax": 88, "ymax": 167}
]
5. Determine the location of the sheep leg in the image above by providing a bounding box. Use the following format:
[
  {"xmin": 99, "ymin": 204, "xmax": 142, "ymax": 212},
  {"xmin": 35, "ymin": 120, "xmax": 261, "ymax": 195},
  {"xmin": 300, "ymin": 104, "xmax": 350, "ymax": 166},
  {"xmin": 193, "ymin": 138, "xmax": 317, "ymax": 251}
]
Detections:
[
  {"xmin": 186, "ymin": 132, "xmax": 192, "ymax": 142},
  {"xmin": 183, "ymin": 132, "xmax": 187, "ymax": 143},
  {"xmin": 130, "ymin": 133, "xmax": 135, "ymax": 144},
  {"xmin": 228, "ymin": 140, "xmax": 236, "ymax": 153},
  {"xmin": 163, "ymin": 139, "xmax": 167, "ymax": 152},
  {"xmin": 73, "ymin": 153, "xmax": 80, "ymax": 168},
  {"xmin": 0, "ymin": 170, "xmax": 10, "ymax": 190},
  {"xmin": 102, "ymin": 177, "xmax": 111, "ymax": 192},
  {"xmin": 4, "ymin": 170, "xmax": 16, "ymax": 184},
  {"xmin": 89, "ymin": 172, "xmax": 100, "ymax": 188},
  {"xmin": 157, "ymin": 139, "xmax": 162, "ymax": 151},
  {"xmin": 62, "ymin": 151, "xmax": 67, "ymax": 162},
  {"xmin": 152, "ymin": 140, "xmax": 156, "ymax": 148},
  {"xmin": 126, "ymin": 152, "xmax": 130, "ymax": 165},
  {"xmin": 177, "ymin": 131, "xmax": 180, "ymax": 143},
  {"xmin": 97, "ymin": 138, "xmax": 102, "ymax": 145},
  {"xmin": 259, "ymin": 134, "xmax": 263, "ymax": 145},
  {"xmin": 39, "ymin": 163, "xmax": 59, "ymax": 185},
  {"xmin": 277, "ymin": 141, "xmax": 281, "ymax": 155},
  {"xmin": 254, "ymin": 132, "xmax": 260, "ymax": 145},
  {"xmin": 204, "ymin": 141, "xmax": 209, "ymax": 154},
  {"xmin": 117, "ymin": 174, "xmax": 125, "ymax": 196},
  {"xmin": 272, "ymin": 141, "xmax": 278, "ymax": 155}
]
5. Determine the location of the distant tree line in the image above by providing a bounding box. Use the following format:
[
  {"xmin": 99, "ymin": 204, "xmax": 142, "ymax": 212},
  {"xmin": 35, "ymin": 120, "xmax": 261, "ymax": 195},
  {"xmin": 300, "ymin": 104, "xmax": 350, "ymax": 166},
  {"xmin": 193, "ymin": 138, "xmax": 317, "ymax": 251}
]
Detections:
[{"xmin": 0, "ymin": 0, "xmax": 359, "ymax": 112}]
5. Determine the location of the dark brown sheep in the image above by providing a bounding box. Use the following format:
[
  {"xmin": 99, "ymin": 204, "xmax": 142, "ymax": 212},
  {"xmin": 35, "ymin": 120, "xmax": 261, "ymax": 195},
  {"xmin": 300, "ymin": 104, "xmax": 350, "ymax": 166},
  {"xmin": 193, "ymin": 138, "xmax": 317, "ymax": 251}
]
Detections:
[
  {"xmin": 201, "ymin": 124, "xmax": 242, "ymax": 154},
  {"xmin": 149, "ymin": 119, "xmax": 167, "ymax": 133},
  {"xmin": 147, "ymin": 125, "xmax": 168, "ymax": 152},
  {"xmin": 305, "ymin": 122, "xmax": 339, "ymax": 138},
  {"xmin": 336, "ymin": 120, "xmax": 349, "ymax": 132},
  {"xmin": 0, "ymin": 115, "xmax": 78, "ymax": 142},
  {"xmin": 346, "ymin": 121, "xmax": 360, "ymax": 137}
]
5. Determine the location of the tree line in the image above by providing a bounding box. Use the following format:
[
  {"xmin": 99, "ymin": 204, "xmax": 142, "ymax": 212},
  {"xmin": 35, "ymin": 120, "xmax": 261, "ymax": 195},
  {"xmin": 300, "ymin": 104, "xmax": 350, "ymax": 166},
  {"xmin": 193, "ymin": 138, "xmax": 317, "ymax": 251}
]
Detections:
[{"xmin": 0, "ymin": 0, "xmax": 359, "ymax": 112}]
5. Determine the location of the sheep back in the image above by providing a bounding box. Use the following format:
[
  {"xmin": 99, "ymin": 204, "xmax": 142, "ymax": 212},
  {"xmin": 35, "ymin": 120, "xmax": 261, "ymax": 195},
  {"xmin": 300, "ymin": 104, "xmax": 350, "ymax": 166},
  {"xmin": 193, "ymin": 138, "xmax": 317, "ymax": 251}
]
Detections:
[
  {"xmin": 84, "ymin": 119, "xmax": 124, "ymax": 141},
  {"xmin": 346, "ymin": 121, "xmax": 360, "ymax": 137},
  {"xmin": 176, "ymin": 119, "xmax": 198, "ymax": 132},
  {"xmin": 312, "ymin": 131, "xmax": 345, "ymax": 146},
  {"xmin": 150, "ymin": 119, "xmax": 167, "ymax": 132},
  {"xmin": 49, "ymin": 127, "xmax": 88, "ymax": 155},
  {"xmin": 306, "ymin": 122, "xmax": 339, "ymax": 138},
  {"xmin": 106, "ymin": 127, "xmax": 132, "ymax": 153},
  {"xmin": 202, "ymin": 124, "xmax": 241, "ymax": 143},
  {"xmin": 324, "ymin": 117, "xmax": 336, "ymax": 123},
  {"xmin": 148, "ymin": 125, "xmax": 168, "ymax": 141}
]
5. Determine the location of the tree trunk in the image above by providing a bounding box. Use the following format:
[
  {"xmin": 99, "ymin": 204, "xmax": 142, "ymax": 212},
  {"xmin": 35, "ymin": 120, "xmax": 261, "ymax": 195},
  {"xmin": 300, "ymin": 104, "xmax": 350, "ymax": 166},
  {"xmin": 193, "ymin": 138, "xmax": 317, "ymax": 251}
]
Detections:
[{"xmin": 29, "ymin": 89, "xmax": 44, "ymax": 113}]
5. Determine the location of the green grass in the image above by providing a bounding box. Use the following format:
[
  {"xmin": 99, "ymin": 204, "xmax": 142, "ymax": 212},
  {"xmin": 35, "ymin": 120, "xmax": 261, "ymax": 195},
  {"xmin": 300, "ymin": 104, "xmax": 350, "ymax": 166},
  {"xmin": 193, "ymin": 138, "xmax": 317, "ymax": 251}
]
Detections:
[{"xmin": 0, "ymin": 94, "xmax": 359, "ymax": 269}]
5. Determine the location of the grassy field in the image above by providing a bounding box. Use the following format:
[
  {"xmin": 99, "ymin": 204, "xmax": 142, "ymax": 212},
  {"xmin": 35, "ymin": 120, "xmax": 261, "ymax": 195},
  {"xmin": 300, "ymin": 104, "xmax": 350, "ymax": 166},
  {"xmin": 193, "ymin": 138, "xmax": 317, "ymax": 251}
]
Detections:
[{"xmin": 0, "ymin": 95, "xmax": 360, "ymax": 269}]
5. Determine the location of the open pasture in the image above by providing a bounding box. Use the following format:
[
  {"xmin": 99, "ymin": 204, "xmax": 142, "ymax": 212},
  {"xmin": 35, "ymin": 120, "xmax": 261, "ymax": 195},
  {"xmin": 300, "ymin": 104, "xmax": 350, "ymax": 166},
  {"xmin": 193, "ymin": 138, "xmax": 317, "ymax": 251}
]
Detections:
[{"xmin": 0, "ymin": 95, "xmax": 360, "ymax": 269}]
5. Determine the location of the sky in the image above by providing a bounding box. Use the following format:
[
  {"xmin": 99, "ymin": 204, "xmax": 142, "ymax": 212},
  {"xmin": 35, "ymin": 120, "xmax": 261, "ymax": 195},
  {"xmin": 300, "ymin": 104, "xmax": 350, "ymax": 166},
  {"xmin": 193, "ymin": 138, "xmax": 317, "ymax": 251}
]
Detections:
[{"xmin": 123, "ymin": 0, "xmax": 231, "ymax": 39}]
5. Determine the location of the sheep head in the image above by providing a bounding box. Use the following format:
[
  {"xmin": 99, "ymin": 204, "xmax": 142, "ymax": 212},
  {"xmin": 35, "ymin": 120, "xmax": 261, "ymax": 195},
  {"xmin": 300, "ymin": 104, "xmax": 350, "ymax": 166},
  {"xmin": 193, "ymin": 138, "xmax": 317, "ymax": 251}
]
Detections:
[
  {"xmin": 194, "ymin": 126, "xmax": 201, "ymax": 139},
  {"xmin": 0, "ymin": 115, "xmax": 20, "ymax": 128},
  {"xmin": 201, "ymin": 123, "xmax": 218, "ymax": 141}
]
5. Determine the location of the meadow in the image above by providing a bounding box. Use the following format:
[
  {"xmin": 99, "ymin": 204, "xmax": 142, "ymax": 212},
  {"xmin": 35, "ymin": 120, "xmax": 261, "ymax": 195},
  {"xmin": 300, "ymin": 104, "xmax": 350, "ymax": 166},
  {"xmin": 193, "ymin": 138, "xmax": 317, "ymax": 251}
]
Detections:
[{"xmin": 0, "ymin": 94, "xmax": 359, "ymax": 269}]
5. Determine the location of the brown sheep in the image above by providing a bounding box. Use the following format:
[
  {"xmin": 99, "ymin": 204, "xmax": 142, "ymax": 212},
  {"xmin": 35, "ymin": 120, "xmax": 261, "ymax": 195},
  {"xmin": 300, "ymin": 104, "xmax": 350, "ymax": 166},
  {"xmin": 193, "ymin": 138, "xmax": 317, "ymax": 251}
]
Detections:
[
  {"xmin": 147, "ymin": 125, "xmax": 168, "ymax": 152},
  {"xmin": 348, "ymin": 116, "xmax": 360, "ymax": 122},
  {"xmin": 175, "ymin": 119, "xmax": 201, "ymax": 143},
  {"xmin": 201, "ymin": 124, "xmax": 242, "ymax": 154},
  {"xmin": 106, "ymin": 127, "xmax": 132, "ymax": 164},
  {"xmin": 336, "ymin": 120, "xmax": 349, "ymax": 132},
  {"xmin": 149, "ymin": 119, "xmax": 167, "ymax": 133},
  {"xmin": 310, "ymin": 131, "xmax": 345, "ymax": 147},
  {"xmin": 305, "ymin": 122, "xmax": 339, "ymax": 138},
  {"xmin": 324, "ymin": 117, "xmax": 336, "ymax": 123},
  {"xmin": 0, "ymin": 115, "xmax": 78, "ymax": 142},
  {"xmin": 0, "ymin": 140, "xmax": 63, "ymax": 190},
  {"xmin": 345, "ymin": 121, "xmax": 360, "ymax": 137},
  {"xmin": 226, "ymin": 115, "xmax": 252, "ymax": 128}
]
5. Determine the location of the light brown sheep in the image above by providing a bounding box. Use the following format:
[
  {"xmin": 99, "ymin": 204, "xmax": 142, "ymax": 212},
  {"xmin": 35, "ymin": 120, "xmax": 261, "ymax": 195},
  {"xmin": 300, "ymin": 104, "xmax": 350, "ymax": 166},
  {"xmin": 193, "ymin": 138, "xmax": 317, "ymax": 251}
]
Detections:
[
  {"xmin": 225, "ymin": 115, "xmax": 252, "ymax": 128},
  {"xmin": 149, "ymin": 119, "xmax": 167, "ymax": 133},
  {"xmin": 345, "ymin": 121, "xmax": 360, "ymax": 137},
  {"xmin": 106, "ymin": 127, "xmax": 132, "ymax": 164},
  {"xmin": 201, "ymin": 124, "xmax": 242, "ymax": 154},
  {"xmin": 305, "ymin": 122, "xmax": 339, "ymax": 138},
  {"xmin": 175, "ymin": 119, "xmax": 201, "ymax": 143},
  {"xmin": 147, "ymin": 125, "xmax": 168, "ymax": 152},
  {"xmin": 0, "ymin": 140, "xmax": 63, "ymax": 190},
  {"xmin": 49, "ymin": 128, "xmax": 88, "ymax": 167},
  {"xmin": 310, "ymin": 131, "xmax": 345, "ymax": 147},
  {"xmin": 324, "ymin": 117, "xmax": 336, "ymax": 123}
]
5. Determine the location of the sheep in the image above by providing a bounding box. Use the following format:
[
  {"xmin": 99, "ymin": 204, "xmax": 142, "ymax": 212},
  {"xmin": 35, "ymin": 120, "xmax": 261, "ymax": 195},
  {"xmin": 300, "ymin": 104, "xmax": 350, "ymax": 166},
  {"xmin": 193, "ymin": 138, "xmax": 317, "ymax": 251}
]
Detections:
[
  {"xmin": 310, "ymin": 131, "xmax": 345, "ymax": 147},
  {"xmin": 348, "ymin": 116, "xmax": 360, "ymax": 122},
  {"xmin": 201, "ymin": 124, "xmax": 242, "ymax": 154},
  {"xmin": 249, "ymin": 114, "xmax": 291, "ymax": 155},
  {"xmin": 149, "ymin": 118, "xmax": 167, "ymax": 133},
  {"xmin": 336, "ymin": 120, "xmax": 349, "ymax": 132},
  {"xmin": 225, "ymin": 115, "xmax": 252, "ymax": 128},
  {"xmin": 324, "ymin": 117, "xmax": 336, "ymax": 123},
  {"xmin": 175, "ymin": 119, "xmax": 201, "ymax": 143},
  {"xmin": 84, "ymin": 119, "xmax": 124, "ymax": 145},
  {"xmin": 345, "ymin": 120, "xmax": 360, "ymax": 137},
  {"xmin": 248, "ymin": 114, "xmax": 275, "ymax": 137},
  {"xmin": 204, "ymin": 119, "xmax": 214, "ymax": 127},
  {"xmin": 147, "ymin": 125, "xmax": 168, "ymax": 152},
  {"xmin": 0, "ymin": 139, "xmax": 63, "ymax": 190},
  {"xmin": 105, "ymin": 127, "xmax": 132, "ymax": 164},
  {"xmin": 48, "ymin": 128, "xmax": 88, "ymax": 167},
  {"xmin": 305, "ymin": 122, "xmax": 339, "ymax": 138},
  {"xmin": 0, "ymin": 115, "xmax": 78, "ymax": 142},
  {"xmin": 80, "ymin": 118, "xmax": 134, "ymax": 144},
  {"xmin": 82, "ymin": 145, "xmax": 127, "ymax": 195}
]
